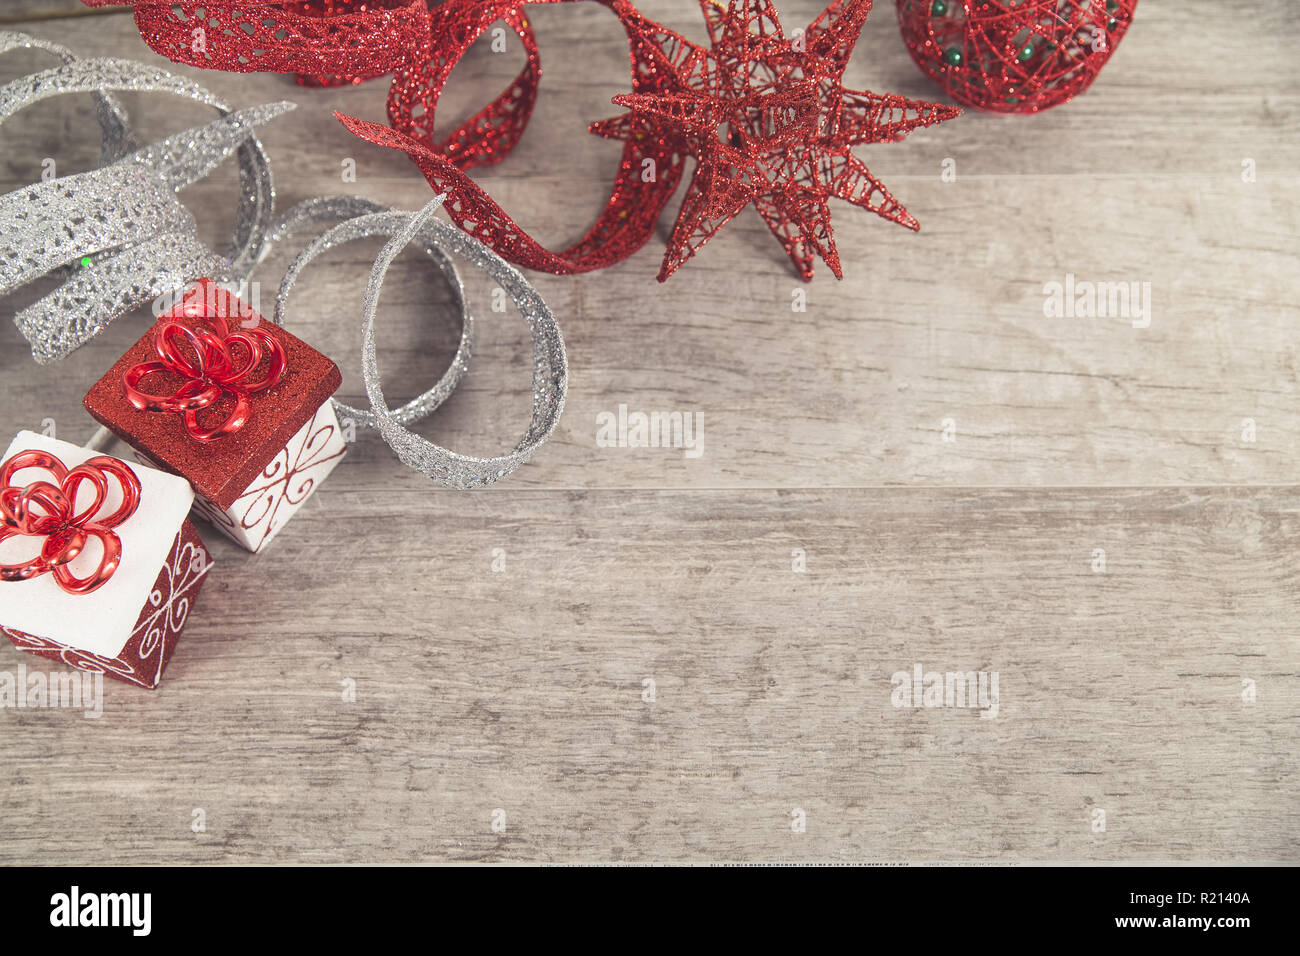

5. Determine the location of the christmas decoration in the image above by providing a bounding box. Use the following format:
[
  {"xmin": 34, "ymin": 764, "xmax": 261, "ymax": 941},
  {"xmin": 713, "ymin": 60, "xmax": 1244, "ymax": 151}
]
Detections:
[
  {"xmin": 85, "ymin": 1, "xmax": 959, "ymax": 279},
  {"xmin": 268, "ymin": 196, "xmax": 474, "ymax": 433},
  {"xmin": 4, "ymin": 29, "xmax": 570, "ymax": 485},
  {"xmin": 896, "ymin": 0, "xmax": 1137, "ymax": 113},
  {"xmin": 80, "ymin": 0, "xmax": 434, "ymax": 87},
  {"xmin": 0, "ymin": 29, "xmax": 573, "ymax": 695},
  {"xmin": 0, "ymin": 31, "xmax": 132, "ymax": 164},
  {"xmin": 123, "ymin": 306, "xmax": 288, "ymax": 443},
  {"xmin": 1, "ymin": 431, "xmax": 210, "ymax": 690},
  {"xmin": 0, "ymin": 31, "xmax": 291, "ymax": 362},
  {"xmin": 387, "ymin": 0, "xmax": 540, "ymax": 172},
  {"xmin": 340, "ymin": 0, "xmax": 958, "ymax": 280},
  {"xmin": 337, "ymin": 0, "xmax": 687, "ymax": 275},
  {"xmin": 272, "ymin": 196, "xmax": 566, "ymax": 489},
  {"xmin": 606, "ymin": 0, "xmax": 960, "ymax": 280},
  {"xmin": 0, "ymin": 450, "xmax": 140, "ymax": 594},
  {"xmin": 85, "ymin": 280, "xmax": 347, "ymax": 553},
  {"xmin": 83, "ymin": 0, "xmax": 543, "ymax": 171}
]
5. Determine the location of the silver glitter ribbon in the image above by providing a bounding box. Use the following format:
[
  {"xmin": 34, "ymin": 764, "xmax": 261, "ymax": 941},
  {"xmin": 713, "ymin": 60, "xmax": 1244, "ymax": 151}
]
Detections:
[
  {"xmin": 0, "ymin": 33, "xmax": 567, "ymax": 485},
  {"xmin": 270, "ymin": 196, "xmax": 474, "ymax": 429},
  {"xmin": 0, "ymin": 31, "xmax": 133, "ymax": 162},
  {"xmin": 0, "ymin": 31, "xmax": 287, "ymax": 363},
  {"xmin": 271, "ymin": 197, "xmax": 567, "ymax": 488}
]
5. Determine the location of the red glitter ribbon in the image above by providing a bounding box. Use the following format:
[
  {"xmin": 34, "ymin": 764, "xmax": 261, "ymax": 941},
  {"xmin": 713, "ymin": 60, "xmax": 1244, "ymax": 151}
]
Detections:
[
  {"xmin": 0, "ymin": 451, "xmax": 142, "ymax": 595},
  {"xmin": 81, "ymin": 0, "xmax": 435, "ymax": 87},
  {"xmin": 89, "ymin": 0, "xmax": 694, "ymax": 272},
  {"xmin": 98, "ymin": 0, "xmax": 959, "ymax": 279},
  {"xmin": 85, "ymin": 0, "xmax": 545, "ymax": 167},
  {"xmin": 123, "ymin": 298, "xmax": 288, "ymax": 443},
  {"xmin": 340, "ymin": 0, "xmax": 689, "ymax": 275},
  {"xmin": 341, "ymin": 0, "xmax": 958, "ymax": 280}
]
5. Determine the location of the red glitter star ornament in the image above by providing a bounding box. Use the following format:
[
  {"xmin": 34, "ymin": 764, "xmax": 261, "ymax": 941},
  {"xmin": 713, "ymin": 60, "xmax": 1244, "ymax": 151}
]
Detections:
[
  {"xmin": 338, "ymin": 0, "xmax": 957, "ymax": 281},
  {"xmin": 602, "ymin": 0, "xmax": 960, "ymax": 280}
]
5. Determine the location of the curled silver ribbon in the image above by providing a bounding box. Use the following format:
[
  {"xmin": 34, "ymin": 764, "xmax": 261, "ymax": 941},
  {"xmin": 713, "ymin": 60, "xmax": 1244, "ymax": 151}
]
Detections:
[
  {"xmin": 0, "ymin": 31, "xmax": 133, "ymax": 162},
  {"xmin": 0, "ymin": 31, "xmax": 288, "ymax": 362},
  {"xmin": 271, "ymin": 197, "xmax": 566, "ymax": 488},
  {"xmin": 0, "ymin": 32, "xmax": 567, "ymax": 485},
  {"xmin": 271, "ymin": 196, "xmax": 474, "ymax": 429}
]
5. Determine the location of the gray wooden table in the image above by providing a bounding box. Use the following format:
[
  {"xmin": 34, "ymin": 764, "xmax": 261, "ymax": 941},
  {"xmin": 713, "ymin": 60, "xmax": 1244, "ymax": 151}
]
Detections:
[{"xmin": 0, "ymin": 0, "xmax": 1295, "ymax": 863}]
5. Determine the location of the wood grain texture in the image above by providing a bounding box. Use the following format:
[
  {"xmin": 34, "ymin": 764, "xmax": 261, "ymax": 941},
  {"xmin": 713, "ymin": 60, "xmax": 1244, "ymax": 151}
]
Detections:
[
  {"xmin": 0, "ymin": 1, "xmax": 97, "ymax": 24},
  {"xmin": 1, "ymin": 483, "xmax": 1297, "ymax": 863},
  {"xmin": 0, "ymin": 1, "xmax": 1296, "ymax": 863}
]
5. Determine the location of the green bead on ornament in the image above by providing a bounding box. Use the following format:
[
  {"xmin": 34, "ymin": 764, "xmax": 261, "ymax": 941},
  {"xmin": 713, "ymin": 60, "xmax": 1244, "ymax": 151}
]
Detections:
[{"xmin": 897, "ymin": 0, "xmax": 1137, "ymax": 113}]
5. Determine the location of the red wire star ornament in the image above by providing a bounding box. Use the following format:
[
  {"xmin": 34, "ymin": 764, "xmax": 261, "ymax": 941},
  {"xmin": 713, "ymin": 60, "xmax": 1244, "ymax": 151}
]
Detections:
[{"xmin": 599, "ymin": 0, "xmax": 960, "ymax": 281}]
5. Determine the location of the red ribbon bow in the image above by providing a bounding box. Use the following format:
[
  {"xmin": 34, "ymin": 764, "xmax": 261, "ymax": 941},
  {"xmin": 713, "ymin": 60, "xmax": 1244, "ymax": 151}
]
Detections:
[
  {"xmin": 123, "ymin": 310, "xmax": 287, "ymax": 443},
  {"xmin": 0, "ymin": 451, "xmax": 142, "ymax": 595}
]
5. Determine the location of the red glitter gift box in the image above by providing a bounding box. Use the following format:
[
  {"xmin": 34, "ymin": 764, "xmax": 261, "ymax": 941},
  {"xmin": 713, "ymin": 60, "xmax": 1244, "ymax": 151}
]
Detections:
[{"xmin": 84, "ymin": 279, "xmax": 348, "ymax": 552}]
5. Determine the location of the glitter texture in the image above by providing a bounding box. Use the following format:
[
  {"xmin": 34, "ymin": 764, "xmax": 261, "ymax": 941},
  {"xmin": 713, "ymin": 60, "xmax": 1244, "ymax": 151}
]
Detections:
[
  {"xmin": 270, "ymin": 196, "xmax": 474, "ymax": 430},
  {"xmin": 89, "ymin": 1, "xmax": 958, "ymax": 279},
  {"xmin": 4, "ymin": 30, "xmax": 568, "ymax": 487},
  {"xmin": 386, "ymin": 0, "xmax": 540, "ymax": 172},
  {"xmin": 0, "ymin": 32, "xmax": 292, "ymax": 362},
  {"xmin": 339, "ymin": 0, "xmax": 958, "ymax": 280},
  {"xmin": 85, "ymin": 280, "xmax": 343, "ymax": 512},
  {"xmin": 337, "ymin": 0, "xmax": 690, "ymax": 275},
  {"xmin": 0, "ymin": 30, "xmax": 134, "ymax": 162},
  {"xmin": 92, "ymin": 0, "xmax": 545, "ymax": 170},
  {"xmin": 605, "ymin": 0, "xmax": 959, "ymax": 280},
  {"xmin": 896, "ymin": 0, "xmax": 1138, "ymax": 114},
  {"xmin": 0, "ymin": 48, "xmax": 284, "ymax": 276},
  {"xmin": 275, "ymin": 197, "xmax": 567, "ymax": 489},
  {"xmin": 83, "ymin": 0, "xmax": 434, "ymax": 87}
]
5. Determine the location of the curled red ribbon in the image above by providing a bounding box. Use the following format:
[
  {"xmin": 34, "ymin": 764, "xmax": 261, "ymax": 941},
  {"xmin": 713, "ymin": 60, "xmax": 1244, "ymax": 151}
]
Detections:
[
  {"xmin": 123, "ymin": 307, "xmax": 287, "ymax": 443},
  {"xmin": 83, "ymin": 0, "xmax": 545, "ymax": 172},
  {"xmin": 338, "ymin": 0, "xmax": 689, "ymax": 275},
  {"xmin": 0, "ymin": 451, "xmax": 142, "ymax": 595},
  {"xmin": 86, "ymin": 0, "xmax": 700, "ymax": 272},
  {"xmin": 95, "ymin": 0, "xmax": 957, "ymax": 280},
  {"xmin": 80, "ymin": 0, "xmax": 434, "ymax": 87},
  {"xmin": 86, "ymin": 0, "xmax": 542, "ymax": 167},
  {"xmin": 341, "ymin": 0, "xmax": 958, "ymax": 280}
]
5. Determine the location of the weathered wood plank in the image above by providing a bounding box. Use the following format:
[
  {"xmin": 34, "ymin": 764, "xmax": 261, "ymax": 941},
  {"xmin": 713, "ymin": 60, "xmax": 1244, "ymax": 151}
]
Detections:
[
  {"xmin": 1, "ymin": 485, "xmax": 1295, "ymax": 863},
  {"xmin": 0, "ymin": 1, "xmax": 1296, "ymax": 864},
  {"xmin": 0, "ymin": 1, "xmax": 98, "ymax": 24}
]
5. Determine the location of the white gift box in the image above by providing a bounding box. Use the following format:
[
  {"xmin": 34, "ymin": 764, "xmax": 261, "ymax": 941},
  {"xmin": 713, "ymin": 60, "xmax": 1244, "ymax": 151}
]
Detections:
[
  {"xmin": 132, "ymin": 401, "xmax": 347, "ymax": 552},
  {"xmin": 0, "ymin": 431, "xmax": 212, "ymax": 689}
]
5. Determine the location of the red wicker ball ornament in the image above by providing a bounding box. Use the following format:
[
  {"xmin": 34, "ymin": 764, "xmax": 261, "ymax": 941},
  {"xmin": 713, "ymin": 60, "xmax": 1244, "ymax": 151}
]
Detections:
[{"xmin": 896, "ymin": 0, "xmax": 1137, "ymax": 113}]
